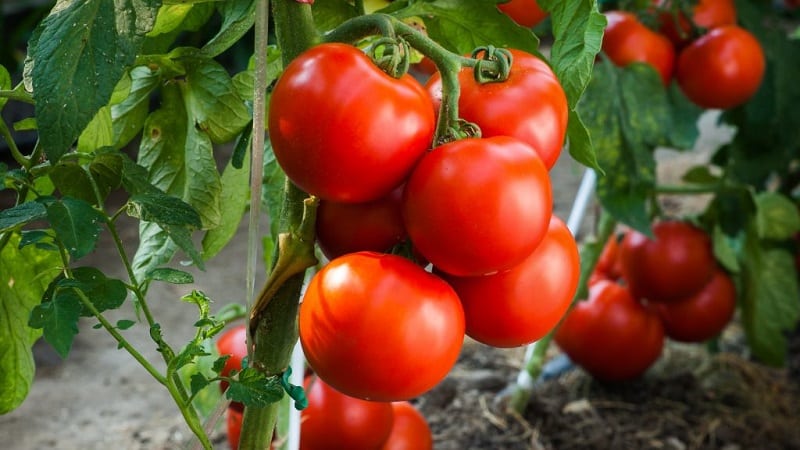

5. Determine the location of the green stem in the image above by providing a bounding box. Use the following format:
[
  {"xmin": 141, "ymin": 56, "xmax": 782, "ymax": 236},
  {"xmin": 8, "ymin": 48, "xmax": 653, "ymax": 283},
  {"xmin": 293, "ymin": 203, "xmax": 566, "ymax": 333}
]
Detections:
[
  {"xmin": 0, "ymin": 87, "xmax": 34, "ymax": 104},
  {"xmin": 0, "ymin": 116, "xmax": 29, "ymax": 169},
  {"xmin": 354, "ymin": 0, "xmax": 365, "ymax": 15},
  {"xmin": 655, "ymin": 183, "xmax": 722, "ymax": 195}
]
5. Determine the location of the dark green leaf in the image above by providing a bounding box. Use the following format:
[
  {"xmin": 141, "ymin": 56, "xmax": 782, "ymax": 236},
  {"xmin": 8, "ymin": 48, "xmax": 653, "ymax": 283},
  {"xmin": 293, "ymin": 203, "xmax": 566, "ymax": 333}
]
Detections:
[
  {"xmin": 0, "ymin": 233, "xmax": 61, "ymax": 413},
  {"xmin": 312, "ymin": 0, "xmax": 359, "ymax": 33},
  {"xmin": 50, "ymin": 160, "xmax": 95, "ymax": 204},
  {"xmin": 128, "ymin": 191, "xmax": 203, "ymax": 229},
  {"xmin": 202, "ymin": 143, "xmax": 250, "ymax": 260},
  {"xmin": 169, "ymin": 342, "xmax": 210, "ymax": 374},
  {"xmin": 201, "ymin": 0, "xmax": 256, "ymax": 58},
  {"xmin": 261, "ymin": 145, "xmax": 288, "ymax": 240},
  {"xmin": 711, "ymin": 225, "xmax": 741, "ymax": 273},
  {"xmin": 226, "ymin": 367, "xmax": 284, "ymax": 407},
  {"xmin": 89, "ymin": 149, "xmax": 124, "ymax": 201},
  {"xmin": 59, "ymin": 267, "xmax": 128, "ymax": 316},
  {"xmin": 116, "ymin": 319, "xmax": 136, "ymax": 330},
  {"xmin": 28, "ymin": 285, "xmax": 82, "ymax": 359},
  {"xmin": 755, "ymin": 192, "xmax": 800, "ymax": 241},
  {"xmin": 46, "ymin": 197, "xmax": 104, "ymax": 260},
  {"xmin": 190, "ymin": 372, "xmax": 211, "ymax": 395},
  {"xmin": 566, "ymin": 109, "xmax": 600, "ymax": 171},
  {"xmin": 26, "ymin": 0, "xmax": 159, "ymax": 163},
  {"xmin": 682, "ymin": 166, "xmax": 721, "ymax": 185},
  {"xmin": 146, "ymin": 268, "xmax": 195, "ymax": 284},
  {"xmin": 120, "ymin": 154, "xmax": 158, "ymax": 195},
  {"xmin": 19, "ymin": 230, "xmax": 59, "ymax": 252},
  {"xmin": 0, "ymin": 202, "xmax": 47, "ymax": 233},
  {"xmin": 212, "ymin": 355, "xmax": 230, "ymax": 375}
]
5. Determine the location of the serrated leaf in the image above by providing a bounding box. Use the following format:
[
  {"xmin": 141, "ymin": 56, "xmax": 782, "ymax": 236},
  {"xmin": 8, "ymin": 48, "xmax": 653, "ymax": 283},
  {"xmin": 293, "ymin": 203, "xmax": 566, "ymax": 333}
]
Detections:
[
  {"xmin": 391, "ymin": 0, "xmax": 539, "ymax": 55},
  {"xmin": 26, "ymin": 0, "xmax": 159, "ymax": 163},
  {"xmin": 89, "ymin": 149, "xmax": 124, "ymax": 201},
  {"xmin": 46, "ymin": 197, "xmax": 104, "ymax": 260},
  {"xmin": 19, "ymin": 230, "xmax": 60, "ymax": 252},
  {"xmin": 146, "ymin": 267, "xmax": 194, "ymax": 284},
  {"xmin": 213, "ymin": 355, "xmax": 231, "ymax": 375},
  {"xmin": 755, "ymin": 192, "xmax": 800, "ymax": 241},
  {"xmin": 50, "ymin": 160, "xmax": 96, "ymax": 204},
  {"xmin": 202, "ymin": 144, "xmax": 250, "ymax": 261},
  {"xmin": 0, "ymin": 202, "xmax": 47, "ymax": 233},
  {"xmin": 128, "ymin": 191, "xmax": 203, "ymax": 228},
  {"xmin": 58, "ymin": 267, "xmax": 128, "ymax": 316},
  {"xmin": 190, "ymin": 372, "xmax": 211, "ymax": 395},
  {"xmin": 28, "ymin": 284, "xmax": 82, "ymax": 359},
  {"xmin": 169, "ymin": 341, "xmax": 210, "ymax": 374},
  {"xmin": 0, "ymin": 232, "xmax": 61, "ymax": 413},
  {"xmin": 226, "ymin": 367, "xmax": 284, "ymax": 407}
]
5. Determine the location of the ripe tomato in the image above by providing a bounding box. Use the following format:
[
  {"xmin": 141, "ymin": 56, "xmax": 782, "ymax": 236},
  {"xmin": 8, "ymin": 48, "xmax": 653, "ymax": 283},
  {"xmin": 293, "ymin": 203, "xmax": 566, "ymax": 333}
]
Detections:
[
  {"xmin": 226, "ymin": 407, "xmax": 243, "ymax": 450},
  {"xmin": 269, "ymin": 43, "xmax": 435, "ymax": 203},
  {"xmin": 676, "ymin": 25, "xmax": 765, "ymax": 109},
  {"xmin": 316, "ymin": 186, "xmax": 406, "ymax": 260},
  {"xmin": 442, "ymin": 216, "xmax": 579, "ymax": 348},
  {"xmin": 619, "ymin": 220, "xmax": 716, "ymax": 302},
  {"xmin": 498, "ymin": 0, "xmax": 548, "ymax": 28},
  {"xmin": 216, "ymin": 324, "xmax": 248, "ymax": 393},
  {"xmin": 602, "ymin": 11, "xmax": 676, "ymax": 86},
  {"xmin": 381, "ymin": 402, "xmax": 433, "ymax": 450},
  {"xmin": 299, "ymin": 252, "xmax": 465, "ymax": 401},
  {"xmin": 425, "ymin": 49, "xmax": 568, "ymax": 169},
  {"xmin": 593, "ymin": 232, "xmax": 624, "ymax": 282},
  {"xmin": 658, "ymin": 0, "xmax": 737, "ymax": 46},
  {"xmin": 554, "ymin": 280, "xmax": 665, "ymax": 381},
  {"xmin": 301, "ymin": 376, "xmax": 395, "ymax": 450},
  {"xmin": 402, "ymin": 136, "xmax": 552, "ymax": 277},
  {"xmin": 651, "ymin": 270, "xmax": 736, "ymax": 342}
]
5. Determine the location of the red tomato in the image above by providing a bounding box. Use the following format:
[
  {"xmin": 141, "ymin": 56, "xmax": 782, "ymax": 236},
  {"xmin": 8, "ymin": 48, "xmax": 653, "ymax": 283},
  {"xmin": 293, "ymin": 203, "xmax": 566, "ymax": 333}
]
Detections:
[
  {"xmin": 442, "ymin": 216, "xmax": 579, "ymax": 347},
  {"xmin": 554, "ymin": 280, "xmax": 665, "ymax": 381},
  {"xmin": 658, "ymin": 0, "xmax": 737, "ymax": 46},
  {"xmin": 226, "ymin": 407, "xmax": 243, "ymax": 450},
  {"xmin": 216, "ymin": 324, "xmax": 248, "ymax": 393},
  {"xmin": 301, "ymin": 376, "xmax": 395, "ymax": 450},
  {"xmin": 316, "ymin": 187, "xmax": 406, "ymax": 260},
  {"xmin": 594, "ymin": 232, "xmax": 624, "ymax": 281},
  {"xmin": 402, "ymin": 136, "xmax": 552, "ymax": 277},
  {"xmin": 676, "ymin": 25, "xmax": 765, "ymax": 109},
  {"xmin": 299, "ymin": 252, "xmax": 465, "ymax": 401},
  {"xmin": 602, "ymin": 11, "xmax": 676, "ymax": 85},
  {"xmin": 651, "ymin": 270, "xmax": 736, "ymax": 342},
  {"xmin": 425, "ymin": 49, "xmax": 568, "ymax": 169},
  {"xmin": 381, "ymin": 402, "xmax": 433, "ymax": 450},
  {"xmin": 619, "ymin": 221, "xmax": 716, "ymax": 302},
  {"xmin": 498, "ymin": 0, "xmax": 548, "ymax": 28},
  {"xmin": 269, "ymin": 43, "xmax": 435, "ymax": 203}
]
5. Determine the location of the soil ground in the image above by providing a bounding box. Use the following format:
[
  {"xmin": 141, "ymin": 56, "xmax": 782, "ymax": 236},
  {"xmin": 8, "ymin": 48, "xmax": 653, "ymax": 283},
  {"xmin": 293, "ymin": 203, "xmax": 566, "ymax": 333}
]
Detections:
[{"xmin": 2, "ymin": 112, "xmax": 799, "ymax": 449}]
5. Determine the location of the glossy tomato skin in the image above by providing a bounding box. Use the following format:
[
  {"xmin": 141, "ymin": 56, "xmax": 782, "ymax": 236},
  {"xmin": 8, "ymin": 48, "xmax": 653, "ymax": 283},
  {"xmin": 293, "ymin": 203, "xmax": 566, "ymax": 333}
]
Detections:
[
  {"xmin": 301, "ymin": 376, "xmax": 395, "ymax": 450},
  {"xmin": 658, "ymin": 0, "xmax": 737, "ymax": 46},
  {"xmin": 226, "ymin": 407, "xmax": 243, "ymax": 450},
  {"xmin": 676, "ymin": 26, "xmax": 765, "ymax": 109},
  {"xmin": 555, "ymin": 280, "xmax": 665, "ymax": 381},
  {"xmin": 316, "ymin": 187, "xmax": 406, "ymax": 260},
  {"xmin": 269, "ymin": 43, "xmax": 435, "ymax": 203},
  {"xmin": 498, "ymin": 0, "xmax": 548, "ymax": 28},
  {"xmin": 425, "ymin": 50, "xmax": 568, "ymax": 169},
  {"xmin": 402, "ymin": 136, "xmax": 552, "ymax": 277},
  {"xmin": 603, "ymin": 11, "xmax": 676, "ymax": 85},
  {"xmin": 299, "ymin": 252, "xmax": 465, "ymax": 401},
  {"xmin": 442, "ymin": 216, "xmax": 579, "ymax": 347},
  {"xmin": 619, "ymin": 221, "xmax": 716, "ymax": 302},
  {"xmin": 380, "ymin": 402, "xmax": 433, "ymax": 450},
  {"xmin": 216, "ymin": 324, "xmax": 248, "ymax": 395},
  {"xmin": 652, "ymin": 270, "xmax": 736, "ymax": 342}
]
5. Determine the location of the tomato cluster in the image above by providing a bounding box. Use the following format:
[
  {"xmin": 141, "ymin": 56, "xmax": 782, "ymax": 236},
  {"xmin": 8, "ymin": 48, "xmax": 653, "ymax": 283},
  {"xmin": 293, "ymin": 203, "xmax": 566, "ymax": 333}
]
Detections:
[
  {"xmin": 216, "ymin": 327, "xmax": 433, "ymax": 450},
  {"xmin": 601, "ymin": 1, "xmax": 765, "ymax": 109},
  {"xmin": 556, "ymin": 220, "xmax": 737, "ymax": 381},
  {"xmin": 267, "ymin": 42, "xmax": 579, "ymax": 402}
]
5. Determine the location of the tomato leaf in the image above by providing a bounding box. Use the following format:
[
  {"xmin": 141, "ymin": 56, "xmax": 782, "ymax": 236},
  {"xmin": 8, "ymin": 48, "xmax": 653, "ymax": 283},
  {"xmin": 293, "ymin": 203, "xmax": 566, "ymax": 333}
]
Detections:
[
  {"xmin": 28, "ymin": 281, "xmax": 82, "ymax": 360},
  {"xmin": 89, "ymin": 149, "xmax": 125, "ymax": 202},
  {"xmin": 49, "ymin": 160, "xmax": 96, "ymax": 205},
  {"xmin": 0, "ymin": 201, "xmax": 47, "ymax": 233},
  {"xmin": 0, "ymin": 65, "xmax": 10, "ymax": 109},
  {"xmin": 146, "ymin": 267, "xmax": 195, "ymax": 284},
  {"xmin": 58, "ymin": 267, "xmax": 128, "ymax": 317},
  {"xmin": 201, "ymin": 0, "xmax": 256, "ymax": 58},
  {"xmin": 261, "ymin": 146, "xmax": 288, "ymax": 242},
  {"xmin": 111, "ymin": 66, "xmax": 162, "ymax": 149},
  {"xmin": 740, "ymin": 231, "xmax": 800, "ymax": 366},
  {"xmin": 566, "ymin": 109, "xmax": 600, "ymax": 172},
  {"xmin": 711, "ymin": 225, "xmax": 741, "ymax": 273},
  {"xmin": 389, "ymin": 0, "xmax": 540, "ymax": 55},
  {"xmin": 226, "ymin": 367, "xmax": 284, "ymax": 407},
  {"xmin": 755, "ymin": 192, "xmax": 800, "ymax": 241},
  {"xmin": 25, "ymin": 0, "xmax": 159, "ymax": 163},
  {"xmin": 312, "ymin": 0, "xmax": 358, "ymax": 34},
  {"xmin": 665, "ymin": 83, "xmax": 703, "ymax": 150},
  {"xmin": 202, "ymin": 143, "xmax": 250, "ymax": 261},
  {"xmin": 0, "ymin": 233, "xmax": 61, "ymax": 413},
  {"xmin": 128, "ymin": 192, "xmax": 203, "ymax": 229},
  {"xmin": 46, "ymin": 197, "xmax": 104, "ymax": 260},
  {"xmin": 77, "ymin": 106, "xmax": 115, "ymax": 153}
]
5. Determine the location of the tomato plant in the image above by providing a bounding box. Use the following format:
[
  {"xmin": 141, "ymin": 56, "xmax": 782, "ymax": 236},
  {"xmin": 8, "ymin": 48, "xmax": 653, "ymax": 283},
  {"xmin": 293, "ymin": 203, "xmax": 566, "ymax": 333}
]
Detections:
[
  {"xmin": 676, "ymin": 25, "xmax": 766, "ymax": 109},
  {"xmin": 555, "ymin": 279, "xmax": 665, "ymax": 381},
  {"xmin": 442, "ymin": 216, "xmax": 579, "ymax": 348},
  {"xmin": 381, "ymin": 402, "xmax": 433, "ymax": 450},
  {"xmin": 602, "ymin": 11, "xmax": 676, "ymax": 85},
  {"xmin": 301, "ymin": 376, "xmax": 395, "ymax": 450},
  {"xmin": 299, "ymin": 252, "xmax": 465, "ymax": 401},
  {"xmin": 658, "ymin": 0, "xmax": 737, "ymax": 46},
  {"xmin": 268, "ymin": 43, "xmax": 436, "ymax": 203},
  {"xmin": 216, "ymin": 324, "xmax": 248, "ymax": 394},
  {"xmin": 651, "ymin": 270, "xmax": 737, "ymax": 342},
  {"xmin": 425, "ymin": 49, "xmax": 568, "ymax": 169},
  {"xmin": 498, "ymin": 0, "xmax": 549, "ymax": 28},
  {"xmin": 402, "ymin": 136, "xmax": 552, "ymax": 277},
  {"xmin": 619, "ymin": 221, "xmax": 716, "ymax": 302}
]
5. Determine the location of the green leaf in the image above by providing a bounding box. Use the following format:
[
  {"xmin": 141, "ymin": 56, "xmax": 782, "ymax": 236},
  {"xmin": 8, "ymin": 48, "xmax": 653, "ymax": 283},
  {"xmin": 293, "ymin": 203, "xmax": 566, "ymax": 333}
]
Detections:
[
  {"xmin": 226, "ymin": 367, "xmax": 284, "ymax": 408},
  {"xmin": 149, "ymin": 4, "xmax": 196, "ymax": 36},
  {"xmin": 711, "ymin": 225, "xmax": 741, "ymax": 273},
  {"xmin": 169, "ymin": 341, "xmax": 209, "ymax": 375},
  {"xmin": 181, "ymin": 57, "xmax": 251, "ymax": 144},
  {"xmin": 665, "ymin": 83, "xmax": 702, "ymax": 150},
  {"xmin": 566, "ymin": 109, "xmax": 600, "ymax": 171},
  {"xmin": 391, "ymin": 0, "xmax": 539, "ymax": 55},
  {"xmin": 0, "ymin": 202, "xmax": 47, "ymax": 233},
  {"xmin": 50, "ymin": 159, "xmax": 96, "ymax": 204},
  {"xmin": 116, "ymin": 319, "xmax": 136, "ymax": 330},
  {"xmin": 755, "ymin": 192, "xmax": 800, "ymax": 241},
  {"xmin": 312, "ymin": 0, "xmax": 359, "ymax": 33},
  {"xmin": 28, "ymin": 283, "xmax": 82, "ymax": 359},
  {"xmin": 190, "ymin": 372, "xmax": 211, "ymax": 395},
  {"xmin": 0, "ymin": 232, "xmax": 61, "ymax": 413},
  {"xmin": 201, "ymin": 0, "xmax": 256, "ymax": 58},
  {"xmin": 89, "ymin": 149, "xmax": 125, "ymax": 202},
  {"xmin": 46, "ymin": 197, "xmax": 104, "ymax": 260},
  {"xmin": 179, "ymin": 339, "xmax": 223, "ymax": 417},
  {"xmin": 127, "ymin": 191, "xmax": 203, "ymax": 228},
  {"xmin": 26, "ymin": 0, "xmax": 159, "ymax": 163},
  {"xmin": 111, "ymin": 66, "xmax": 162, "ymax": 148},
  {"xmin": 202, "ymin": 144, "xmax": 250, "ymax": 260},
  {"xmin": 261, "ymin": 145, "xmax": 288, "ymax": 240},
  {"xmin": 146, "ymin": 267, "xmax": 195, "ymax": 284},
  {"xmin": 0, "ymin": 65, "xmax": 10, "ymax": 109},
  {"xmin": 19, "ymin": 230, "xmax": 60, "ymax": 252},
  {"xmin": 541, "ymin": 0, "xmax": 606, "ymax": 108},
  {"xmin": 740, "ymin": 233, "xmax": 800, "ymax": 366},
  {"xmin": 131, "ymin": 221, "xmax": 179, "ymax": 281},
  {"xmin": 77, "ymin": 106, "xmax": 115, "ymax": 153},
  {"xmin": 682, "ymin": 166, "xmax": 721, "ymax": 185},
  {"xmin": 58, "ymin": 267, "xmax": 128, "ymax": 316}
]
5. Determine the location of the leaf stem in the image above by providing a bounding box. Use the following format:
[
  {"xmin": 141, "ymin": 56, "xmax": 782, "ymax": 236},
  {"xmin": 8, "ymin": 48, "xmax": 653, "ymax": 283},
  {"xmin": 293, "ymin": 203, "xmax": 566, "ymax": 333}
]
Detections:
[
  {"xmin": 0, "ymin": 116, "xmax": 29, "ymax": 169},
  {"xmin": 0, "ymin": 87, "xmax": 34, "ymax": 104}
]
